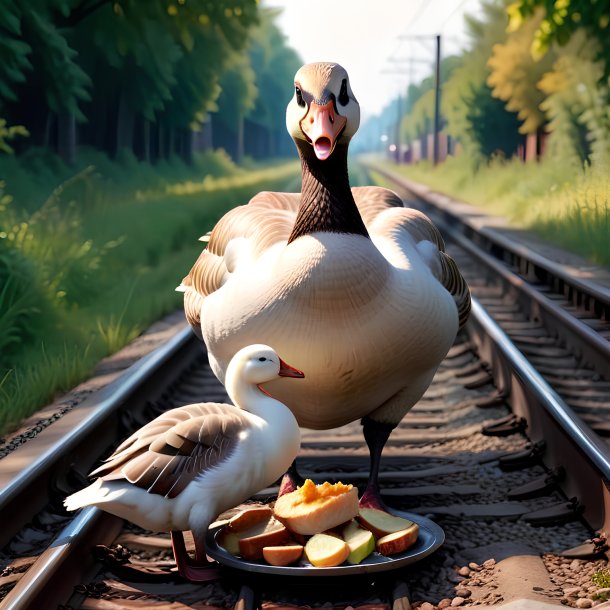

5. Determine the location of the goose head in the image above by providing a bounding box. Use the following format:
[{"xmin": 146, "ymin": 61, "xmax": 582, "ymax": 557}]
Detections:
[
  {"xmin": 225, "ymin": 344, "xmax": 304, "ymax": 391},
  {"xmin": 286, "ymin": 62, "xmax": 360, "ymax": 161}
]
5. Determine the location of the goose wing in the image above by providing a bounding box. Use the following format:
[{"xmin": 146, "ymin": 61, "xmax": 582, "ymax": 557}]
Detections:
[
  {"xmin": 360, "ymin": 186, "xmax": 471, "ymax": 330},
  {"xmin": 90, "ymin": 404, "xmax": 250, "ymax": 498},
  {"xmin": 181, "ymin": 192, "xmax": 300, "ymax": 338}
]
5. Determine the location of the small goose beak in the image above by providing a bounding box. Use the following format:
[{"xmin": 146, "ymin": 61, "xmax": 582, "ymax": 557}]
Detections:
[
  {"xmin": 300, "ymin": 100, "xmax": 347, "ymax": 161},
  {"xmin": 278, "ymin": 358, "xmax": 305, "ymax": 378}
]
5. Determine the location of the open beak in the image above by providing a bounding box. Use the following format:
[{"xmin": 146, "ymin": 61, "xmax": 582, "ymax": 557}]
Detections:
[
  {"xmin": 278, "ymin": 358, "xmax": 305, "ymax": 378},
  {"xmin": 300, "ymin": 99, "xmax": 347, "ymax": 161}
]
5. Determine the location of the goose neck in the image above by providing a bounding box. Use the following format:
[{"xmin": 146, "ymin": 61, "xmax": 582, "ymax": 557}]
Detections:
[{"xmin": 288, "ymin": 142, "xmax": 369, "ymax": 243}]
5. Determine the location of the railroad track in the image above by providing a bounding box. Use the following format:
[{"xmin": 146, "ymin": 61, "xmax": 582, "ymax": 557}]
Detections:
[{"xmin": 1, "ymin": 172, "xmax": 609, "ymax": 609}]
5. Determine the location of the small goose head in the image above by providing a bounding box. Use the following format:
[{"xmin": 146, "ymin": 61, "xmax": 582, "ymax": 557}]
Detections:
[
  {"xmin": 286, "ymin": 62, "xmax": 360, "ymax": 161},
  {"xmin": 226, "ymin": 344, "xmax": 305, "ymax": 387}
]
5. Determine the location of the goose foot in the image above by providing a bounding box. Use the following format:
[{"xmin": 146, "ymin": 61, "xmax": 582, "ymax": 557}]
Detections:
[
  {"xmin": 359, "ymin": 483, "xmax": 389, "ymax": 511},
  {"xmin": 278, "ymin": 460, "xmax": 305, "ymax": 496},
  {"xmin": 171, "ymin": 531, "xmax": 220, "ymax": 582}
]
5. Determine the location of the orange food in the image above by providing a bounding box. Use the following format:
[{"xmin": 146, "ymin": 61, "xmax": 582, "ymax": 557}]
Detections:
[
  {"xmin": 273, "ymin": 479, "xmax": 359, "ymax": 535},
  {"xmin": 262, "ymin": 544, "xmax": 304, "ymax": 566}
]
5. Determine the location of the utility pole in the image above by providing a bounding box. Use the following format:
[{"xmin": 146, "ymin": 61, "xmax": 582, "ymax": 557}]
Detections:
[
  {"xmin": 398, "ymin": 34, "xmax": 443, "ymax": 165},
  {"xmin": 433, "ymin": 34, "xmax": 441, "ymax": 166}
]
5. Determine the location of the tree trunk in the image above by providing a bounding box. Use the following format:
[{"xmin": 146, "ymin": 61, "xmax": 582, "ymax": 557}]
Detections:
[
  {"xmin": 116, "ymin": 92, "xmax": 134, "ymax": 156},
  {"xmin": 236, "ymin": 115, "xmax": 244, "ymax": 164},
  {"xmin": 202, "ymin": 120, "xmax": 213, "ymax": 151},
  {"xmin": 57, "ymin": 111, "xmax": 76, "ymax": 166},
  {"xmin": 142, "ymin": 119, "xmax": 151, "ymax": 163}
]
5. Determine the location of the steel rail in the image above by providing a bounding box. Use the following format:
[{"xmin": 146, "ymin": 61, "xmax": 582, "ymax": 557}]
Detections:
[
  {"xmin": 472, "ymin": 299, "xmax": 610, "ymax": 478},
  {"xmin": 0, "ymin": 508, "xmax": 123, "ymax": 610},
  {"xmin": 437, "ymin": 211, "xmax": 610, "ymax": 374}
]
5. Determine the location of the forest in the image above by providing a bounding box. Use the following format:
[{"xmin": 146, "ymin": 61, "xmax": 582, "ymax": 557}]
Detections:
[{"xmin": 0, "ymin": 0, "xmax": 301, "ymax": 163}]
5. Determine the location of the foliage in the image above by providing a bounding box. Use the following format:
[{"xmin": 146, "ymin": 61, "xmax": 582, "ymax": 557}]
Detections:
[
  {"xmin": 508, "ymin": 0, "xmax": 610, "ymax": 74},
  {"xmin": 0, "ymin": 0, "xmax": 278, "ymax": 163},
  {"xmin": 538, "ymin": 30, "xmax": 610, "ymax": 164},
  {"xmin": 487, "ymin": 11, "xmax": 556, "ymax": 134},
  {"xmin": 0, "ymin": 119, "xmax": 28, "ymax": 154},
  {"xmin": 442, "ymin": 0, "xmax": 523, "ymax": 158}
]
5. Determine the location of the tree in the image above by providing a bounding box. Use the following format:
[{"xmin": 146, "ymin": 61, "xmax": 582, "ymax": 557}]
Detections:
[
  {"xmin": 538, "ymin": 30, "xmax": 610, "ymax": 163},
  {"xmin": 487, "ymin": 11, "xmax": 556, "ymax": 134},
  {"xmin": 508, "ymin": 0, "xmax": 610, "ymax": 74},
  {"xmin": 442, "ymin": 0, "xmax": 523, "ymax": 159}
]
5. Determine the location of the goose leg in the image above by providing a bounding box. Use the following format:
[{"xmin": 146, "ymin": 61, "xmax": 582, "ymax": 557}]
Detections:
[
  {"xmin": 278, "ymin": 459, "xmax": 305, "ymax": 496},
  {"xmin": 171, "ymin": 531, "xmax": 220, "ymax": 582},
  {"xmin": 359, "ymin": 417, "xmax": 396, "ymax": 510}
]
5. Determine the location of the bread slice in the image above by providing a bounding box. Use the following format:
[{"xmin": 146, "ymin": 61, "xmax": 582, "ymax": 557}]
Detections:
[{"xmin": 273, "ymin": 479, "xmax": 359, "ymax": 535}]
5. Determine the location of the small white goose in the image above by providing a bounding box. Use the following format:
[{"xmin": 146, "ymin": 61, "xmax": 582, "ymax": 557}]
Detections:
[
  {"xmin": 64, "ymin": 344, "xmax": 303, "ymax": 581},
  {"xmin": 180, "ymin": 62, "xmax": 470, "ymax": 508}
]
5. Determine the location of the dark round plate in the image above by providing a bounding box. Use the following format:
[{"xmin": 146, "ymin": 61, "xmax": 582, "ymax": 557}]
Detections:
[{"xmin": 205, "ymin": 510, "xmax": 444, "ymax": 577}]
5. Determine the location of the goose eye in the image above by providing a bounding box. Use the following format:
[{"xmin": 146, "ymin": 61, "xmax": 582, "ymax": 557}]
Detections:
[
  {"xmin": 339, "ymin": 79, "xmax": 349, "ymax": 106},
  {"xmin": 295, "ymin": 86, "xmax": 305, "ymax": 108},
  {"xmin": 258, "ymin": 357, "xmax": 267, "ymax": 362}
]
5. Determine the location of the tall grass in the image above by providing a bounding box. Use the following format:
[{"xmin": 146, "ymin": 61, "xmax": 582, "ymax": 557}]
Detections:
[
  {"xmin": 370, "ymin": 154, "xmax": 610, "ymax": 267},
  {"xmin": 0, "ymin": 150, "xmax": 300, "ymax": 435}
]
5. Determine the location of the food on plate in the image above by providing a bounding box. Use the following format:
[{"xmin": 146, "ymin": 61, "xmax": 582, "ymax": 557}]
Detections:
[
  {"xmin": 228, "ymin": 505, "xmax": 273, "ymax": 532},
  {"xmin": 357, "ymin": 507, "xmax": 418, "ymax": 538},
  {"xmin": 273, "ymin": 479, "xmax": 359, "ymax": 535},
  {"xmin": 218, "ymin": 511, "xmax": 289, "ymax": 560},
  {"xmin": 262, "ymin": 544, "xmax": 304, "ymax": 566},
  {"xmin": 304, "ymin": 533, "xmax": 350, "ymax": 567},
  {"xmin": 376, "ymin": 523, "xmax": 420, "ymax": 556},
  {"xmin": 216, "ymin": 492, "xmax": 423, "ymax": 566},
  {"xmin": 341, "ymin": 520, "xmax": 376, "ymax": 564}
]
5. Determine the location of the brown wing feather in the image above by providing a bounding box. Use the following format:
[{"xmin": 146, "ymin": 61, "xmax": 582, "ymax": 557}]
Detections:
[
  {"xmin": 351, "ymin": 186, "xmax": 403, "ymax": 225},
  {"xmin": 181, "ymin": 192, "xmax": 299, "ymax": 337},
  {"xmin": 90, "ymin": 404, "xmax": 249, "ymax": 498},
  {"xmin": 438, "ymin": 252, "xmax": 471, "ymax": 330}
]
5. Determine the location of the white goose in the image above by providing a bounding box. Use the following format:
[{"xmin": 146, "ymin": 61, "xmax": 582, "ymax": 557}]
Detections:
[
  {"xmin": 180, "ymin": 62, "xmax": 470, "ymax": 507},
  {"xmin": 64, "ymin": 344, "xmax": 303, "ymax": 581}
]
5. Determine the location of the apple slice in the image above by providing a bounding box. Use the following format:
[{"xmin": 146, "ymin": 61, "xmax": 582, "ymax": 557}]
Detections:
[
  {"xmin": 304, "ymin": 533, "xmax": 350, "ymax": 567},
  {"xmin": 342, "ymin": 520, "xmax": 375, "ymax": 565},
  {"xmin": 262, "ymin": 544, "xmax": 304, "ymax": 566},
  {"xmin": 238, "ymin": 517, "xmax": 289, "ymax": 560},
  {"xmin": 217, "ymin": 527, "xmax": 241, "ymax": 555},
  {"xmin": 376, "ymin": 523, "xmax": 420, "ymax": 556},
  {"xmin": 228, "ymin": 506, "xmax": 272, "ymax": 532},
  {"xmin": 357, "ymin": 508, "xmax": 417, "ymax": 538}
]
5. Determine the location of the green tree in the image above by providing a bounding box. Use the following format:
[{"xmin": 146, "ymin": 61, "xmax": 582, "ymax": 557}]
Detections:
[
  {"xmin": 487, "ymin": 12, "xmax": 556, "ymax": 134},
  {"xmin": 538, "ymin": 30, "xmax": 610, "ymax": 163},
  {"xmin": 508, "ymin": 0, "xmax": 610, "ymax": 74},
  {"xmin": 442, "ymin": 0, "xmax": 523, "ymax": 159}
]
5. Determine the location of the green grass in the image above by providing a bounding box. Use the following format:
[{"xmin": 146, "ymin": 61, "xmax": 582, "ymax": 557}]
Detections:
[
  {"xmin": 0, "ymin": 151, "xmax": 300, "ymax": 434},
  {"xmin": 367, "ymin": 154, "xmax": 610, "ymax": 267}
]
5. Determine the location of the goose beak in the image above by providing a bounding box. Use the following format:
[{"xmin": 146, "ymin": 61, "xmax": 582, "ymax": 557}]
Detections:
[
  {"xmin": 300, "ymin": 100, "xmax": 347, "ymax": 161},
  {"xmin": 278, "ymin": 358, "xmax": 305, "ymax": 378}
]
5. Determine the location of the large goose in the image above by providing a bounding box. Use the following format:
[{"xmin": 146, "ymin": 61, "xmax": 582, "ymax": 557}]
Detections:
[
  {"xmin": 65, "ymin": 344, "xmax": 303, "ymax": 581},
  {"xmin": 180, "ymin": 62, "xmax": 470, "ymax": 507}
]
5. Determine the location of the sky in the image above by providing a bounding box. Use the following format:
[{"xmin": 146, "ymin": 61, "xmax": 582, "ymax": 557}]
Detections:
[{"xmin": 261, "ymin": 0, "xmax": 483, "ymax": 122}]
